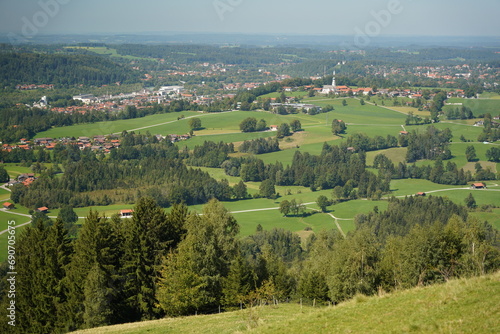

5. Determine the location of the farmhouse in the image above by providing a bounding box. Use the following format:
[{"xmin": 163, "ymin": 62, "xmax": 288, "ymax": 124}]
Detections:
[
  {"xmin": 269, "ymin": 125, "xmax": 278, "ymax": 131},
  {"xmin": 120, "ymin": 209, "xmax": 134, "ymax": 217},
  {"xmin": 37, "ymin": 207, "xmax": 49, "ymax": 213},
  {"xmin": 353, "ymin": 87, "xmax": 373, "ymax": 96},
  {"xmin": 471, "ymin": 183, "xmax": 486, "ymax": 189},
  {"xmin": 416, "ymin": 192, "xmax": 426, "ymax": 197},
  {"xmin": 18, "ymin": 173, "xmax": 36, "ymax": 185},
  {"xmin": 3, "ymin": 202, "xmax": 14, "ymax": 210}
]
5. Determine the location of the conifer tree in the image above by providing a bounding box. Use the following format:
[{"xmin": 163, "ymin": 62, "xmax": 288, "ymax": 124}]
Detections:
[
  {"xmin": 0, "ymin": 165, "xmax": 9, "ymax": 183},
  {"xmin": 15, "ymin": 218, "xmax": 72, "ymax": 334},
  {"xmin": 122, "ymin": 197, "xmax": 170, "ymax": 320},
  {"xmin": 221, "ymin": 255, "xmax": 253, "ymax": 309},
  {"xmin": 233, "ymin": 180, "xmax": 248, "ymax": 199},
  {"xmin": 83, "ymin": 264, "xmax": 114, "ymax": 329},
  {"xmin": 64, "ymin": 210, "xmax": 124, "ymax": 330}
]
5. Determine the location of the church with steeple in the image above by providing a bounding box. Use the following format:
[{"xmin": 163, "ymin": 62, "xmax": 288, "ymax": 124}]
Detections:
[{"xmin": 321, "ymin": 71, "xmax": 337, "ymax": 94}]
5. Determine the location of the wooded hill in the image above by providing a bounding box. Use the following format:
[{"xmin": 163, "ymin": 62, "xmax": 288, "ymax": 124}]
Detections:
[{"xmin": 0, "ymin": 52, "xmax": 141, "ymax": 88}]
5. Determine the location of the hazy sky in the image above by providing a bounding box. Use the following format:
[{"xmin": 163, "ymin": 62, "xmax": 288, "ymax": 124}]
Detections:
[{"xmin": 1, "ymin": 0, "xmax": 499, "ymax": 37}]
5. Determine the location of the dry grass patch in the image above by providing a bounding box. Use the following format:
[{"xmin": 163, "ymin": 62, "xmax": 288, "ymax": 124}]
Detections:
[
  {"xmin": 463, "ymin": 161, "xmax": 497, "ymax": 174},
  {"xmin": 390, "ymin": 106, "xmax": 428, "ymax": 117}
]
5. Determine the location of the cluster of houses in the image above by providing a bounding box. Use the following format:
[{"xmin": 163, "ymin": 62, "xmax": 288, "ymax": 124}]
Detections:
[
  {"xmin": 2, "ymin": 132, "xmax": 194, "ymax": 156},
  {"xmin": 30, "ymin": 136, "xmax": 122, "ymax": 153},
  {"xmin": 1, "ymin": 136, "xmax": 122, "ymax": 154},
  {"xmin": 5, "ymin": 173, "xmax": 37, "ymax": 187},
  {"xmin": 362, "ymin": 62, "xmax": 496, "ymax": 88}
]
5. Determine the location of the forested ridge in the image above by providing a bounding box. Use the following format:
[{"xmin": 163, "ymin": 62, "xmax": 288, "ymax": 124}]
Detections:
[{"xmin": 0, "ymin": 52, "xmax": 141, "ymax": 87}]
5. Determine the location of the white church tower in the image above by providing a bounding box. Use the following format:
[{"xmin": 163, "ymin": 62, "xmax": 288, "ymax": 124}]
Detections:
[{"xmin": 321, "ymin": 70, "xmax": 338, "ymax": 94}]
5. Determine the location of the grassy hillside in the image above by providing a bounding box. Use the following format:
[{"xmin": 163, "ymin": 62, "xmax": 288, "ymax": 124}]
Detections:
[{"xmin": 72, "ymin": 271, "xmax": 500, "ymax": 334}]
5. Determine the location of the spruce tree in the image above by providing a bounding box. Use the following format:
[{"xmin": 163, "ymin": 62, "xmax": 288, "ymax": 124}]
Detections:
[
  {"xmin": 122, "ymin": 196, "xmax": 170, "ymax": 320},
  {"xmin": 83, "ymin": 264, "xmax": 114, "ymax": 329},
  {"xmin": 15, "ymin": 218, "xmax": 72, "ymax": 334},
  {"xmin": 64, "ymin": 210, "xmax": 123, "ymax": 330}
]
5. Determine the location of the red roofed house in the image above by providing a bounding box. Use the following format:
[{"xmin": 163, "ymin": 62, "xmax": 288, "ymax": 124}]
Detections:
[
  {"xmin": 471, "ymin": 183, "xmax": 486, "ymax": 189},
  {"xmin": 120, "ymin": 209, "xmax": 134, "ymax": 217},
  {"xmin": 37, "ymin": 207, "xmax": 49, "ymax": 213},
  {"xmin": 3, "ymin": 202, "xmax": 15, "ymax": 210}
]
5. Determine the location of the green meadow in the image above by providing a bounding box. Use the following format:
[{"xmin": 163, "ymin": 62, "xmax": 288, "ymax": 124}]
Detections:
[
  {"xmin": 413, "ymin": 141, "xmax": 499, "ymax": 172},
  {"xmin": 444, "ymin": 98, "xmax": 500, "ymax": 117},
  {"xmin": 471, "ymin": 209, "xmax": 500, "ymax": 230},
  {"xmin": 35, "ymin": 111, "xmax": 202, "ymax": 139},
  {"xmin": 73, "ymin": 271, "xmax": 500, "ymax": 334},
  {"xmin": 64, "ymin": 46, "xmax": 151, "ymax": 61},
  {"xmin": 260, "ymin": 91, "xmax": 310, "ymax": 99},
  {"xmin": 2, "ymin": 164, "xmax": 32, "ymax": 178},
  {"xmin": 0, "ymin": 189, "xmax": 10, "ymax": 201}
]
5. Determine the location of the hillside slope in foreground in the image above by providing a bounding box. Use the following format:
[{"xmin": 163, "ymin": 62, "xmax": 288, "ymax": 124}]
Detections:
[{"xmin": 74, "ymin": 272, "xmax": 500, "ymax": 334}]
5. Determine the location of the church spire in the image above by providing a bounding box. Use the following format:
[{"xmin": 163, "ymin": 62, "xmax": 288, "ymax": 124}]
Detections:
[{"xmin": 332, "ymin": 71, "xmax": 336, "ymax": 87}]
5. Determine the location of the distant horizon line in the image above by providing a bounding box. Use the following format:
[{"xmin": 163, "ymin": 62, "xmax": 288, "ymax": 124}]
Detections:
[{"xmin": 1, "ymin": 31, "xmax": 499, "ymax": 38}]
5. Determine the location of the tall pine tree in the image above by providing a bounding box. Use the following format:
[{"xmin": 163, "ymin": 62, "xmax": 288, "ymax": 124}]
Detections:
[{"xmin": 122, "ymin": 197, "xmax": 172, "ymax": 320}]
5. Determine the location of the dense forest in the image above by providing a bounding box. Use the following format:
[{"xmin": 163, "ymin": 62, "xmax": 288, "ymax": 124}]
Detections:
[
  {"xmin": 0, "ymin": 53, "xmax": 141, "ymax": 88},
  {"xmin": 1, "ymin": 195, "xmax": 498, "ymax": 333}
]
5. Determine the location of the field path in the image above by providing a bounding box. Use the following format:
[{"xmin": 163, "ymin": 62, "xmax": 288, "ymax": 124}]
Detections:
[
  {"xmin": 325, "ymin": 212, "xmax": 347, "ymax": 238},
  {"xmin": 112, "ymin": 110, "xmax": 234, "ymax": 135},
  {"xmin": 386, "ymin": 184, "xmax": 500, "ymax": 199}
]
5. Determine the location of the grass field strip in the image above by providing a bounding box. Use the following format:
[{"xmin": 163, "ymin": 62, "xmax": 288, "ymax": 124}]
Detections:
[{"xmin": 112, "ymin": 110, "xmax": 233, "ymax": 135}]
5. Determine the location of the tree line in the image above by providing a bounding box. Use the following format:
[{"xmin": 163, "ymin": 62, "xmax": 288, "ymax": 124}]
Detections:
[
  {"xmin": 239, "ymin": 137, "xmax": 280, "ymax": 155},
  {"xmin": 1, "ymin": 195, "xmax": 498, "ymax": 333}
]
